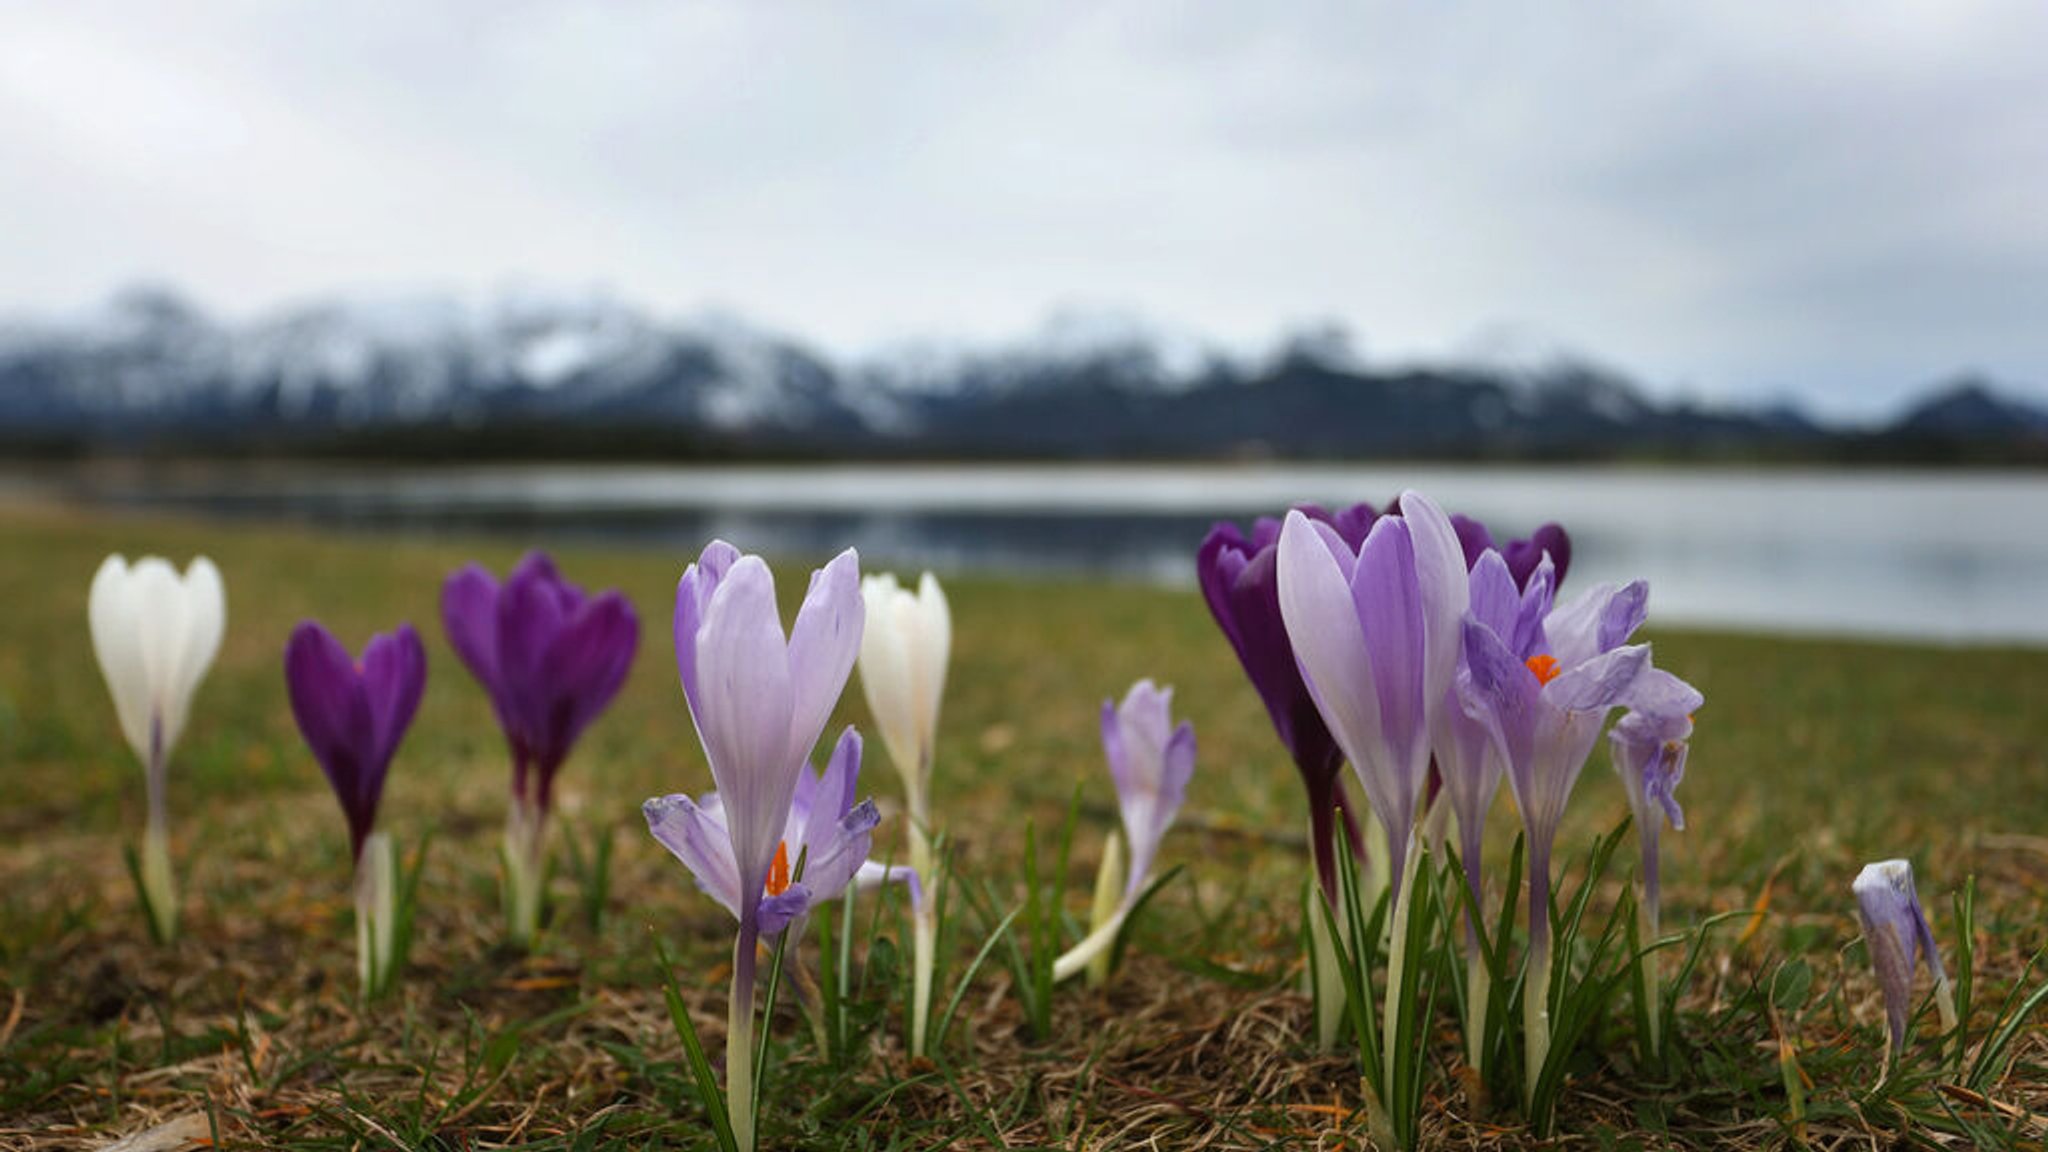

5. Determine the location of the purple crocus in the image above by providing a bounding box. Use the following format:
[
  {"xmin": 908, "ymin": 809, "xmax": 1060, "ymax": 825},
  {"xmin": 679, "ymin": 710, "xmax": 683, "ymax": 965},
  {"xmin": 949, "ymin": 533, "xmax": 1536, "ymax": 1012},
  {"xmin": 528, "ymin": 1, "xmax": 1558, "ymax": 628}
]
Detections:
[
  {"xmin": 1276, "ymin": 490, "xmax": 1469, "ymax": 905},
  {"xmin": 1610, "ymin": 687, "xmax": 1700, "ymax": 941},
  {"xmin": 652, "ymin": 540, "xmax": 863, "ymax": 1152},
  {"xmin": 284, "ymin": 620, "xmax": 427, "ymax": 997},
  {"xmin": 442, "ymin": 552, "xmax": 638, "ymax": 943},
  {"xmin": 1199, "ymin": 504, "xmax": 1373, "ymax": 904},
  {"xmin": 1056, "ymin": 679, "xmax": 1197, "ymax": 983},
  {"xmin": 285, "ymin": 622, "xmax": 427, "ymax": 863},
  {"xmin": 1853, "ymin": 859, "xmax": 1957, "ymax": 1060},
  {"xmin": 1449, "ymin": 513, "xmax": 1573, "ymax": 592},
  {"xmin": 1458, "ymin": 576, "xmax": 1673, "ymax": 1096}
]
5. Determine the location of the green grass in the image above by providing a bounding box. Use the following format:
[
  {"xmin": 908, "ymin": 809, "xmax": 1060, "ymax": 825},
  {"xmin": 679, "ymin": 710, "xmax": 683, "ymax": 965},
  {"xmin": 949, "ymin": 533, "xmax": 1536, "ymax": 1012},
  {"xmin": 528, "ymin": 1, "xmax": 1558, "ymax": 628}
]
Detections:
[{"xmin": 1, "ymin": 501, "xmax": 2045, "ymax": 1148}]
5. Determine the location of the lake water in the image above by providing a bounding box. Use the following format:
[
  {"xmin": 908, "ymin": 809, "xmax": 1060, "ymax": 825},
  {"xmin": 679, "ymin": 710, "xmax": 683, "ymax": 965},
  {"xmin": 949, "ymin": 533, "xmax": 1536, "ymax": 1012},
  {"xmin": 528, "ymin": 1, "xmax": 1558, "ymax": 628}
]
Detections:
[{"xmin": 53, "ymin": 462, "xmax": 2048, "ymax": 645}]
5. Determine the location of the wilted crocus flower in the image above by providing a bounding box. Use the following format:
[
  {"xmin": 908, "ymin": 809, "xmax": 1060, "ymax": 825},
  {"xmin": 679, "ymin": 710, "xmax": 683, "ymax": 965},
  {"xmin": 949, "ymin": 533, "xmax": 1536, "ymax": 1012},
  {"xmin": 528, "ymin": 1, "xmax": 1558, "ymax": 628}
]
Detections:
[
  {"xmin": 856, "ymin": 570, "xmax": 950, "ymax": 1055},
  {"xmin": 653, "ymin": 540, "xmax": 862, "ymax": 1152},
  {"xmin": 1853, "ymin": 859, "xmax": 1958, "ymax": 1062},
  {"xmin": 1198, "ymin": 505, "xmax": 1374, "ymax": 906},
  {"xmin": 1609, "ymin": 667, "xmax": 1702, "ymax": 1054},
  {"xmin": 1459, "ymin": 577, "xmax": 1672, "ymax": 1098},
  {"xmin": 442, "ymin": 552, "xmax": 638, "ymax": 946},
  {"xmin": 285, "ymin": 621, "xmax": 427, "ymax": 997},
  {"xmin": 1055, "ymin": 679, "xmax": 1196, "ymax": 983},
  {"xmin": 87, "ymin": 554, "xmax": 227, "ymax": 943}
]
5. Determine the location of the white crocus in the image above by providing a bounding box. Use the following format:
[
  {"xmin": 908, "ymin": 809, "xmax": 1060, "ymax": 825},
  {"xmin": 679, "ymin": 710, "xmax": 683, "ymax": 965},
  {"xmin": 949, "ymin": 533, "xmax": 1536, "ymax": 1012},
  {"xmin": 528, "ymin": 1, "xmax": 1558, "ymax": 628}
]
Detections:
[
  {"xmin": 856, "ymin": 571, "xmax": 950, "ymax": 1057},
  {"xmin": 87, "ymin": 554, "xmax": 226, "ymax": 943}
]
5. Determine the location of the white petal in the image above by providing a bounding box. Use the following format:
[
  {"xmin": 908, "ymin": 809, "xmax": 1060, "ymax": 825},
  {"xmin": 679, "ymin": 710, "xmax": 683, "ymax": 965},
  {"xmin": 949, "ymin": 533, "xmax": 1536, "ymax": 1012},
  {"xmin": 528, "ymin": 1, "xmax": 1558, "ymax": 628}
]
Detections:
[
  {"xmin": 88, "ymin": 555, "xmax": 152, "ymax": 763},
  {"xmin": 911, "ymin": 571, "xmax": 951, "ymax": 768},
  {"xmin": 165, "ymin": 557, "xmax": 225, "ymax": 752},
  {"xmin": 858, "ymin": 578, "xmax": 922, "ymax": 793}
]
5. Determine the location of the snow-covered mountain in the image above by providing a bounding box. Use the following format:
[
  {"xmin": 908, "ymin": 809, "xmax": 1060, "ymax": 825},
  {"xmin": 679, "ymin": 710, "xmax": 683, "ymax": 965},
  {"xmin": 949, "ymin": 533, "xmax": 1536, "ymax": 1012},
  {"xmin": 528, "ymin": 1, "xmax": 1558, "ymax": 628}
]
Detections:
[{"xmin": 1, "ymin": 286, "xmax": 2041, "ymax": 460}]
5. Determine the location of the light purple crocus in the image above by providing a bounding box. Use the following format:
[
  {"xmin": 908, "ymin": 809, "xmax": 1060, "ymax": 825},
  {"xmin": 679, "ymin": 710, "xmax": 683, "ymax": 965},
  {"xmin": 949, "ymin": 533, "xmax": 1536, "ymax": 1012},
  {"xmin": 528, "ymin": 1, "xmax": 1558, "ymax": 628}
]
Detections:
[
  {"xmin": 1853, "ymin": 859, "xmax": 1957, "ymax": 1059},
  {"xmin": 285, "ymin": 621, "xmax": 428, "ymax": 864},
  {"xmin": 1276, "ymin": 489, "xmax": 1470, "ymax": 903},
  {"xmin": 285, "ymin": 620, "xmax": 427, "ymax": 996},
  {"xmin": 645, "ymin": 726, "xmax": 885, "ymax": 939},
  {"xmin": 1056, "ymin": 679, "xmax": 1197, "ymax": 983},
  {"xmin": 652, "ymin": 540, "xmax": 863, "ymax": 1152},
  {"xmin": 1610, "ymin": 686, "xmax": 1701, "ymax": 941},
  {"xmin": 1458, "ymin": 576, "xmax": 1667, "ymax": 1096}
]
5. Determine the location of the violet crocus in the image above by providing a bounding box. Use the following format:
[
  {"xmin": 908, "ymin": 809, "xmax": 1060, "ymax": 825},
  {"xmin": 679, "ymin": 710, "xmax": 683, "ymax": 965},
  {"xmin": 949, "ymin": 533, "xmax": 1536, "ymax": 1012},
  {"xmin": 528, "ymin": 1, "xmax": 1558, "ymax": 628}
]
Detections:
[
  {"xmin": 1449, "ymin": 514, "xmax": 1573, "ymax": 592},
  {"xmin": 285, "ymin": 621, "xmax": 427, "ymax": 998},
  {"xmin": 1198, "ymin": 504, "xmax": 1375, "ymax": 907},
  {"xmin": 1055, "ymin": 679, "xmax": 1196, "ymax": 984},
  {"xmin": 1458, "ymin": 576, "xmax": 1669, "ymax": 1099},
  {"xmin": 652, "ymin": 540, "xmax": 863, "ymax": 1152},
  {"xmin": 1853, "ymin": 859, "xmax": 1958, "ymax": 1063},
  {"xmin": 442, "ymin": 552, "xmax": 639, "ymax": 946}
]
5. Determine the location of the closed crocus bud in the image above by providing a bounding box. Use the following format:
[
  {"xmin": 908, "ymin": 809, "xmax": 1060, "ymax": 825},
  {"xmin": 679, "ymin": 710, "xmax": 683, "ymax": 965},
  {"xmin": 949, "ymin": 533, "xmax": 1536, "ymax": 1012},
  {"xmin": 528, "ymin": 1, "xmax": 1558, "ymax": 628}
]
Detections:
[
  {"xmin": 87, "ymin": 554, "xmax": 227, "ymax": 943},
  {"xmin": 1853, "ymin": 859, "xmax": 1957, "ymax": 1060},
  {"xmin": 857, "ymin": 572, "xmax": 950, "ymax": 821}
]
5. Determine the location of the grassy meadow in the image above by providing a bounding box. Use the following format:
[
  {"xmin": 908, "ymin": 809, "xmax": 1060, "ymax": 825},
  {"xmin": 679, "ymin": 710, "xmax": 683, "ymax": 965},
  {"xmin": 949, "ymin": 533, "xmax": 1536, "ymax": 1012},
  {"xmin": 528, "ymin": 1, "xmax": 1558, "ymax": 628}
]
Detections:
[{"xmin": 1, "ymin": 500, "xmax": 2045, "ymax": 1149}]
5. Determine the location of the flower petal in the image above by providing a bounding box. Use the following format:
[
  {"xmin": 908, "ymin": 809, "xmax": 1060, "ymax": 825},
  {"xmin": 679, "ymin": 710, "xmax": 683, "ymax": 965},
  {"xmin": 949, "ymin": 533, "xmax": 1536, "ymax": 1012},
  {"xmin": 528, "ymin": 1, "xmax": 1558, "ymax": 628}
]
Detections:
[
  {"xmin": 673, "ymin": 539, "xmax": 741, "ymax": 715},
  {"xmin": 88, "ymin": 555, "xmax": 152, "ymax": 763},
  {"xmin": 693, "ymin": 556, "xmax": 799, "ymax": 909},
  {"xmin": 1278, "ymin": 510, "xmax": 1383, "ymax": 787},
  {"xmin": 644, "ymin": 792, "xmax": 743, "ymax": 921},
  {"xmin": 786, "ymin": 548, "xmax": 863, "ymax": 769},
  {"xmin": 441, "ymin": 564, "xmax": 505, "ymax": 707}
]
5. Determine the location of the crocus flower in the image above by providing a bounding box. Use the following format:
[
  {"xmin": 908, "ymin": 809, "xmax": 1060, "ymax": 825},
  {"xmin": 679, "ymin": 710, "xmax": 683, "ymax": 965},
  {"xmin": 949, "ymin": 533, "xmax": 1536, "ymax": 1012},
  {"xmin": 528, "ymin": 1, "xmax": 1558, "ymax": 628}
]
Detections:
[
  {"xmin": 654, "ymin": 540, "xmax": 862, "ymax": 1152},
  {"xmin": 442, "ymin": 551, "xmax": 638, "ymax": 945},
  {"xmin": 1458, "ymin": 577, "xmax": 1671, "ymax": 1098},
  {"xmin": 1198, "ymin": 504, "xmax": 1374, "ymax": 906},
  {"xmin": 285, "ymin": 621, "xmax": 427, "ymax": 997},
  {"xmin": 1277, "ymin": 490, "xmax": 1469, "ymax": 906},
  {"xmin": 87, "ymin": 554, "xmax": 227, "ymax": 943},
  {"xmin": 1055, "ymin": 679, "xmax": 1196, "ymax": 983},
  {"xmin": 1853, "ymin": 859, "xmax": 1958, "ymax": 1061},
  {"xmin": 646, "ymin": 726, "xmax": 883, "ymax": 940},
  {"xmin": 857, "ymin": 570, "xmax": 950, "ymax": 1055},
  {"xmin": 1609, "ymin": 666, "xmax": 1702, "ymax": 1055},
  {"xmin": 1449, "ymin": 514, "xmax": 1573, "ymax": 592}
]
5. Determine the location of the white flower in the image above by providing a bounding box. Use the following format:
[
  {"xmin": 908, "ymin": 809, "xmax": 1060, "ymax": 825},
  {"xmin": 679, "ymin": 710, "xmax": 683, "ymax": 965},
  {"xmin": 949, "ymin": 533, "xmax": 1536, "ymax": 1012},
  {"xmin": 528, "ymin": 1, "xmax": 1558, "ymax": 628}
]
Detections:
[
  {"xmin": 856, "ymin": 572, "xmax": 950, "ymax": 813},
  {"xmin": 88, "ymin": 554, "xmax": 227, "ymax": 769}
]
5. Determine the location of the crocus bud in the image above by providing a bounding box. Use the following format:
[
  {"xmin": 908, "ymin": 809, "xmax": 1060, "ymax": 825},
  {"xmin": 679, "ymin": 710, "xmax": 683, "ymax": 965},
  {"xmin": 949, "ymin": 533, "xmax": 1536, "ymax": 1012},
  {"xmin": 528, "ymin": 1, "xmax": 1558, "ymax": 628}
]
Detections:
[
  {"xmin": 857, "ymin": 571, "xmax": 950, "ymax": 821},
  {"xmin": 87, "ymin": 554, "xmax": 227, "ymax": 943},
  {"xmin": 1853, "ymin": 859, "xmax": 1956, "ymax": 1057}
]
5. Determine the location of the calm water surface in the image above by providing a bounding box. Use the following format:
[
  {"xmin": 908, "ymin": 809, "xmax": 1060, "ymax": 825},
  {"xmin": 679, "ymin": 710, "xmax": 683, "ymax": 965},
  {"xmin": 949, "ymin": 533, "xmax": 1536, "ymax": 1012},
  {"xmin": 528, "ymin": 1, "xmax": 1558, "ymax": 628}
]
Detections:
[{"xmin": 59, "ymin": 463, "xmax": 2048, "ymax": 645}]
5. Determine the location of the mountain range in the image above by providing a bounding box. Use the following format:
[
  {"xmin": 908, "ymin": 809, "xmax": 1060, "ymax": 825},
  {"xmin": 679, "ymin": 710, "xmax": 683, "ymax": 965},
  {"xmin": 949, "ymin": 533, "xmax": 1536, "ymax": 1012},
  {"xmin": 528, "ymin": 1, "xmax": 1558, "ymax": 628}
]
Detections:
[{"xmin": 3, "ymin": 286, "xmax": 2044, "ymax": 463}]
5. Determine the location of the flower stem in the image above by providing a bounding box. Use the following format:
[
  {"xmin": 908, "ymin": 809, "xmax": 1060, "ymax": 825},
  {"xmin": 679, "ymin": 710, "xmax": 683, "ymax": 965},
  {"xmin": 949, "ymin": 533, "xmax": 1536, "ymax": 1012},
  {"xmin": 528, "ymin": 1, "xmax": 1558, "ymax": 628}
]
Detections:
[
  {"xmin": 1380, "ymin": 833, "xmax": 1420, "ymax": 1079},
  {"xmin": 1466, "ymin": 947, "xmax": 1490, "ymax": 1073},
  {"xmin": 141, "ymin": 723, "xmax": 178, "ymax": 943},
  {"xmin": 1307, "ymin": 882, "xmax": 1347, "ymax": 1050},
  {"xmin": 356, "ymin": 833, "xmax": 397, "ymax": 999},
  {"xmin": 1638, "ymin": 877, "xmax": 1662, "ymax": 1058},
  {"xmin": 729, "ymin": 928, "xmax": 758, "ymax": 1152},
  {"xmin": 906, "ymin": 818, "xmax": 937, "ymax": 1058},
  {"xmin": 1085, "ymin": 830, "xmax": 1125, "ymax": 988},
  {"xmin": 1524, "ymin": 840, "xmax": 1554, "ymax": 1108},
  {"xmin": 505, "ymin": 796, "xmax": 548, "ymax": 947}
]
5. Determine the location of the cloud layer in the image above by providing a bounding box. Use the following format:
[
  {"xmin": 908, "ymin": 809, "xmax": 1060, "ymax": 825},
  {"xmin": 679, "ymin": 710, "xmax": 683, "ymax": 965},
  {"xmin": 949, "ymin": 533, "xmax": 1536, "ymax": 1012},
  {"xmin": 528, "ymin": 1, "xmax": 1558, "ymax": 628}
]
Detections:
[{"xmin": 3, "ymin": 2, "xmax": 2044, "ymax": 417}]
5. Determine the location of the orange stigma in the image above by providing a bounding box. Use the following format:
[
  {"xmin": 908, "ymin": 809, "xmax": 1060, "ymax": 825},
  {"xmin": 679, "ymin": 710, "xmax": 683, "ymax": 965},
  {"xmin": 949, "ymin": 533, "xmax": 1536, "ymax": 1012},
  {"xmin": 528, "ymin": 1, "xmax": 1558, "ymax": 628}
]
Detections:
[
  {"xmin": 766, "ymin": 841, "xmax": 791, "ymax": 897},
  {"xmin": 1525, "ymin": 654, "xmax": 1561, "ymax": 685}
]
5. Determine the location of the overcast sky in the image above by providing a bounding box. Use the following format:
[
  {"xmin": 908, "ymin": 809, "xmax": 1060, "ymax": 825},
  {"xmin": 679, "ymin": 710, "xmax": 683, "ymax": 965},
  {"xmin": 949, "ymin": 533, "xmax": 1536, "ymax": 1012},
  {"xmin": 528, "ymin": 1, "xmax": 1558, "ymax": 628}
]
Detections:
[{"xmin": 2, "ymin": 2, "xmax": 2045, "ymax": 418}]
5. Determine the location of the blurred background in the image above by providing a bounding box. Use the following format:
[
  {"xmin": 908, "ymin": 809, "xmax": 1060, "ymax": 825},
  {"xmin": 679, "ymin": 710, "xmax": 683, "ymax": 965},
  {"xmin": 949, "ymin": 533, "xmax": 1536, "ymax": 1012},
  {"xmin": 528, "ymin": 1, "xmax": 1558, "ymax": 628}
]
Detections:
[{"xmin": 3, "ymin": 2, "xmax": 2045, "ymax": 642}]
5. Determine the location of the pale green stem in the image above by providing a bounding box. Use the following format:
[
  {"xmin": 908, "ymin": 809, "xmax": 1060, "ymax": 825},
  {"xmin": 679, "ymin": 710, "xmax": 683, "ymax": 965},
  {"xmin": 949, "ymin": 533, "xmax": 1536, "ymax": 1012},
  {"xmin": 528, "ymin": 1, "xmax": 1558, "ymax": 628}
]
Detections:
[
  {"xmin": 1052, "ymin": 905, "xmax": 1127, "ymax": 983},
  {"xmin": 729, "ymin": 931, "xmax": 758, "ymax": 1152},
  {"xmin": 906, "ymin": 814, "xmax": 937, "ymax": 1058},
  {"xmin": 141, "ymin": 723, "xmax": 178, "ymax": 943},
  {"xmin": 1380, "ymin": 833, "xmax": 1421, "ymax": 1079},
  {"xmin": 1524, "ymin": 840, "xmax": 1554, "ymax": 1107},
  {"xmin": 1466, "ymin": 948, "xmax": 1490, "ymax": 1073},
  {"xmin": 1085, "ymin": 830, "xmax": 1125, "ymax": 988},
  {"xmin": 1307, "ymin": 885, "xmax": 1347, "ymax": 1050},
  {"xmin": 1934, "ymin": 975, "xmax": 1958, "ymax": 1037},
  {"xmin": 504, "ymin": 797, "xmax": 547, "ymax": 947},
  {"xmin": 1639, "ymin": 893, "xmax": 1662, "ymax": 1057},
  {"xmin": 356, "ymin": 832, "xmax": 398, "ymax": 998}
]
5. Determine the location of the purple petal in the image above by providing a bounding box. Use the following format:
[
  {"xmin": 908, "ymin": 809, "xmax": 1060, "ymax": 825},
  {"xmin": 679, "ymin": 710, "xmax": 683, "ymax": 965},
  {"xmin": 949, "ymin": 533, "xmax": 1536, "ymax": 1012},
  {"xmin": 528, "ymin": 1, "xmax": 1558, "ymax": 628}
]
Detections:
[
  {"xmin": 286, "ymin": 621, "xmax": 377, "ymax": 857},
  {"xmin": 1450, "ymin": 514, "xmax": 1495, "ymax": 571},
  {"xmin": 784, "ymin": 548, "xmax": 863, "ymax": 769},
  {"xmin": 796, "ymin": 799, "xmax": 880, "ymax": 906},
  {"xmin": 1626, "ymin": 665, "xmax": 1704, "ymax": 718},
  {"xmin": 1546, "ymin": 580, "xmax": 1649, "ymax": 669},
  {"xmin": 1352, "ymin": 517, "xmax": 1427, "ymax": 787},
  {"xmin": 1278, "ymin": 510, "xmax": 1384, "ymax": 791},
  {"xmin": 644, "ymin": 792, "xmax": 743, "ymax": 921},
  {"xmin": 441, "ymin": 564, "xmax": 504, "ymax": 708},
  {"xmin": 535, "ymin": 591, "xmax": 640, "ymax": 770},
  {"xmin": 757, "ymin": 885, "xmax": 814, "ymax": 936},
  {"xmin": 692, "ymin": 556, "xmax": 799, "ymax": 915},
  {"xmin": 1467, "ymin": 550, "xmax": 1521, "ymax": 641},
  {"xmin": 1544, "ymin": 643, "xmax": 1651, "ymax": 712},
  {"xmin": 674, "ymin": 539, "xmax": 742, "ymax": 715},
  {"xmin": 360, "ymin": 624, "xmax": 427, "ymax": 779}
]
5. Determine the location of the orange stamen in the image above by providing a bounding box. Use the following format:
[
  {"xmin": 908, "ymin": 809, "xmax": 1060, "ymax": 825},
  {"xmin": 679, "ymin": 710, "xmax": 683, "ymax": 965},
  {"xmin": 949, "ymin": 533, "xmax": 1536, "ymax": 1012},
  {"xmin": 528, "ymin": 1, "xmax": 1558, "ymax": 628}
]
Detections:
[
  {"xmin": 1525, "ymin": 654, "xmax": 1561, "ymax": 685},
  {"xmin": 766, "ymin": 841, "xmax": 791, "ymax": 897}
]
